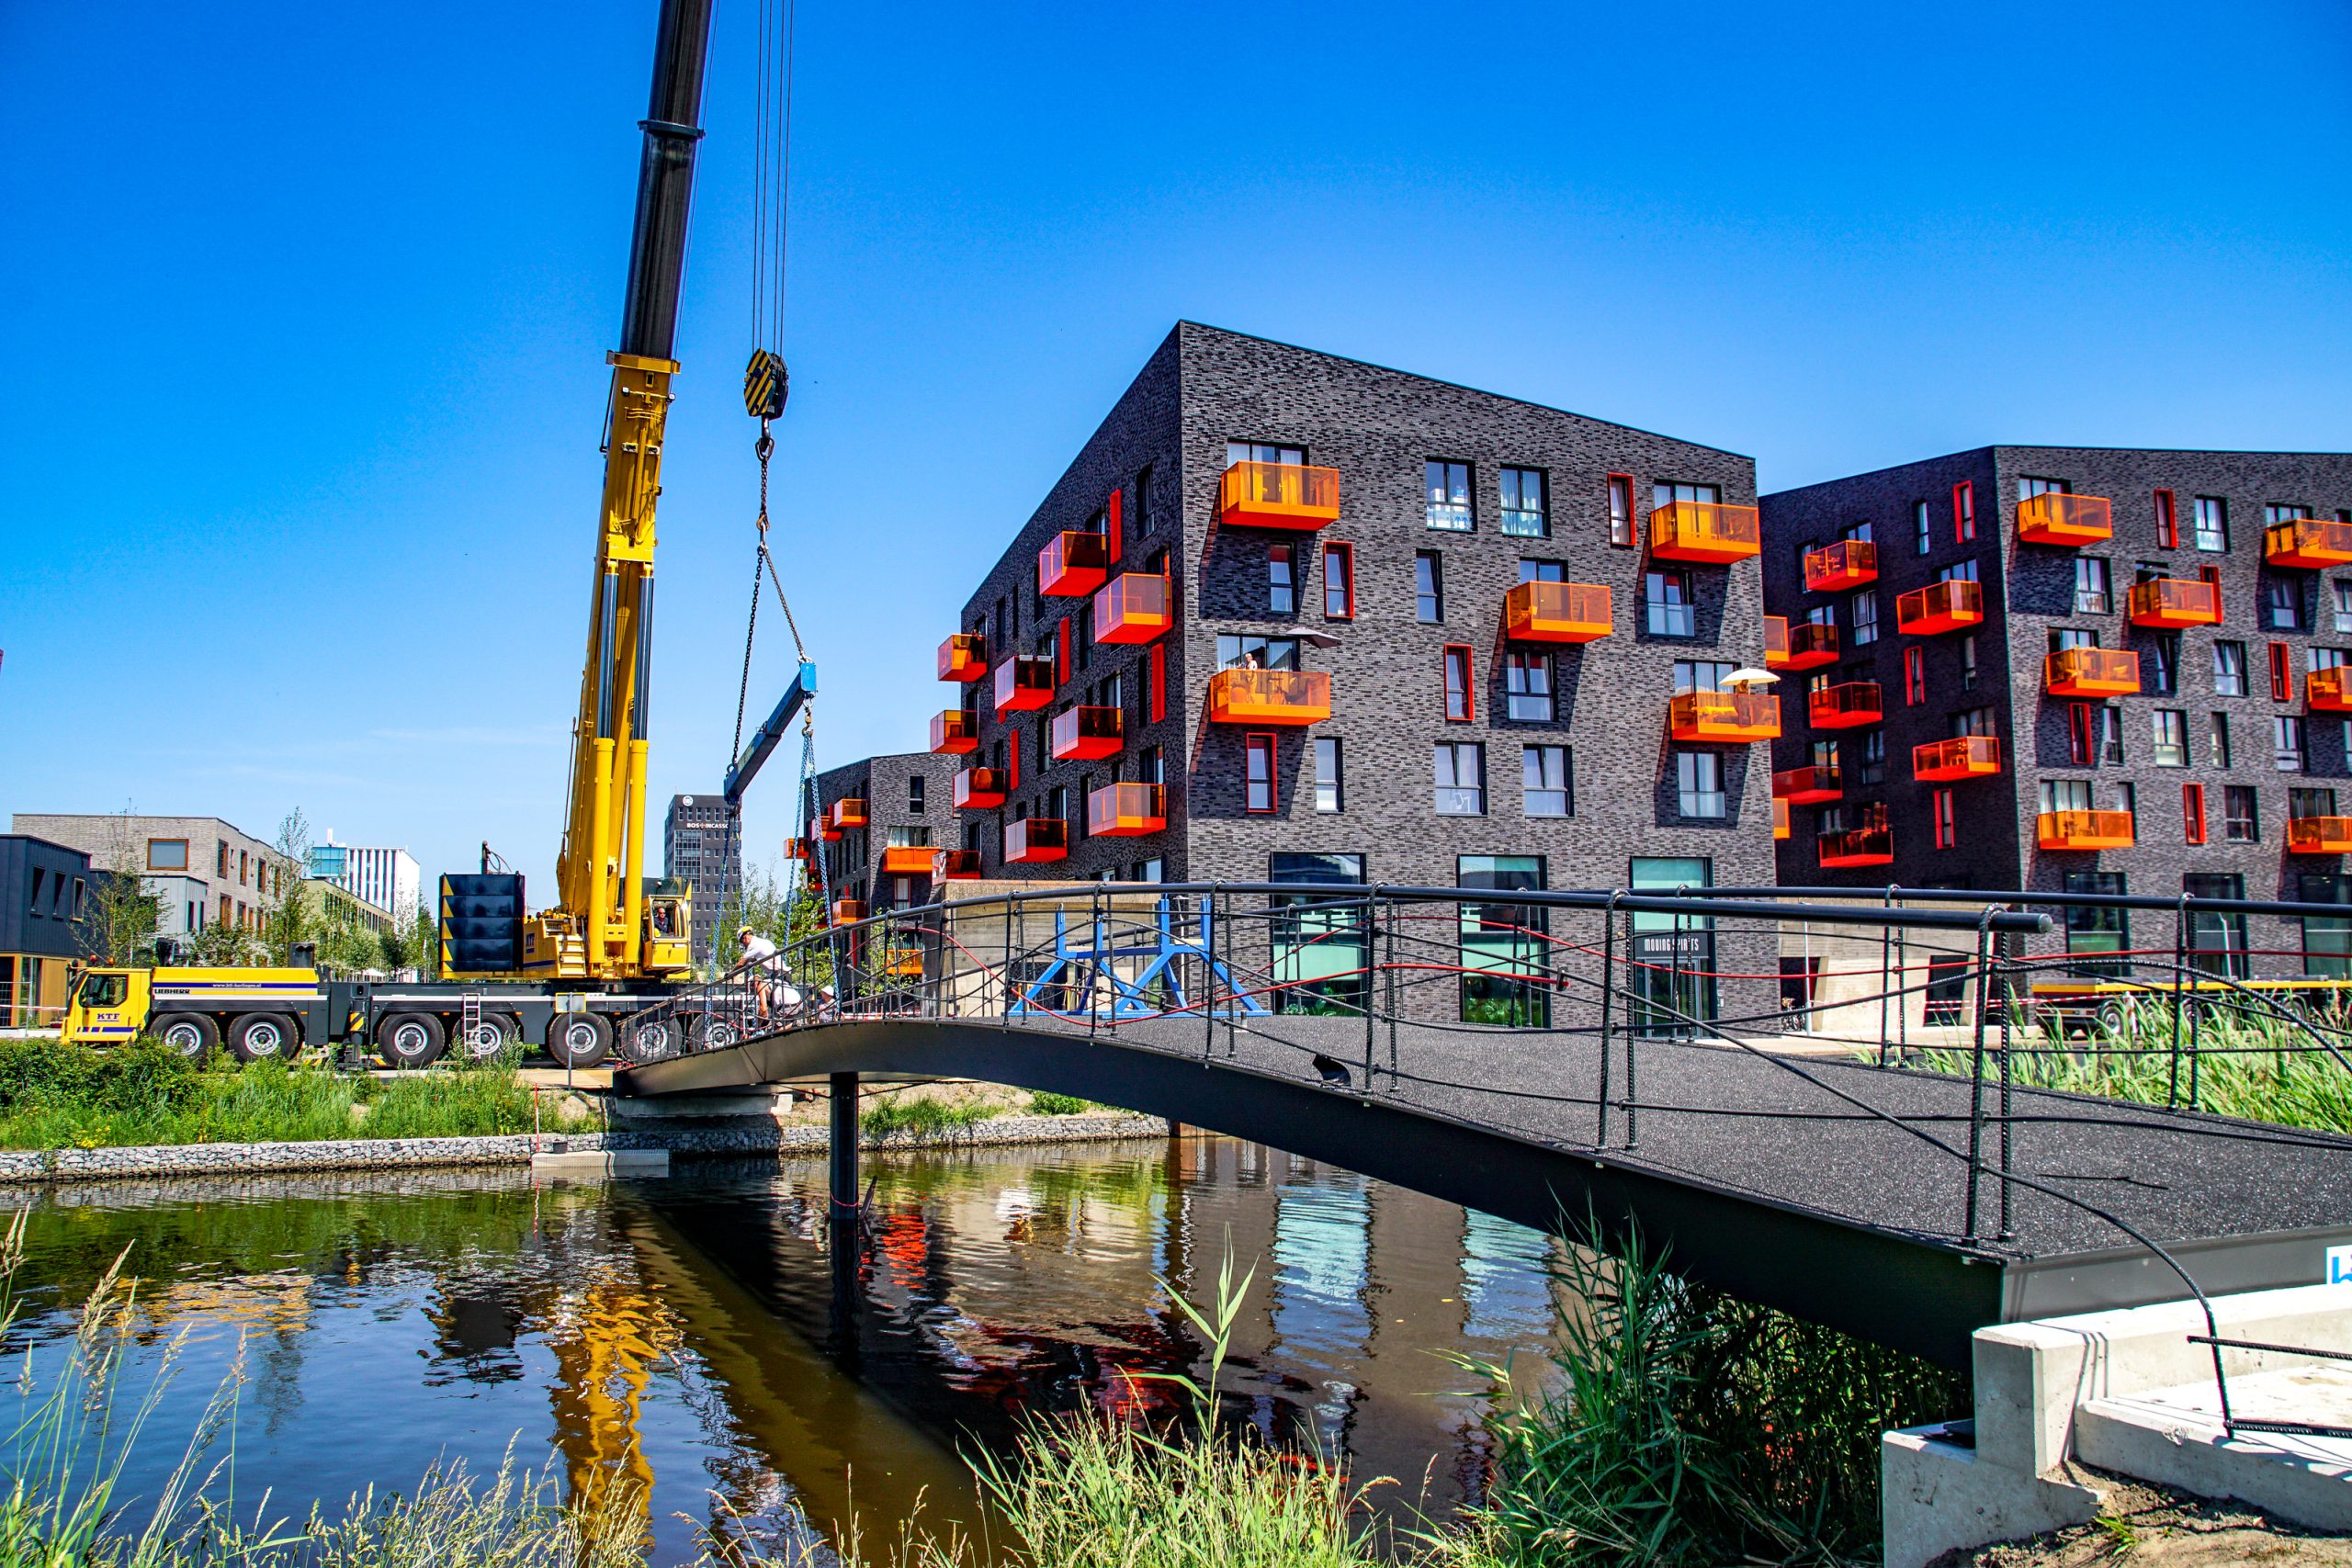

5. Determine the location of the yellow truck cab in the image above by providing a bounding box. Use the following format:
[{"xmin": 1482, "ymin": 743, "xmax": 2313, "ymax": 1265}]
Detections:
[{"xmin": 62, "ymin": 964, "xmax": 326, "ymax": 1064}]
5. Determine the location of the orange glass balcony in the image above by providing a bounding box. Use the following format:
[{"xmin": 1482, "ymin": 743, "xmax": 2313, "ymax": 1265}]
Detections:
[
  {"xmin": 1773, "ymin": 799, "xmax": 1791, "ymax": 840},
  {"xmin": 1804, "ymin": 539, "xmax": 1878, "ymax": 592},
  {"xmin": 785, "ymin": 837, "xmax": 813, "ymax": 863},
  {"xmin": 1092, "ymin": 572, "xmax": 1171, "ymax": 645},
  {"xmin": 1218, "ymin": 461, "xmax": 1340, "ymax": 531},
  {"xmin": 1913, "ymin": 736, "xmax": 2003, "ymax": 782},
  {"xmin": 2044, "ymin": 647, "xmax": 2140, "ymax": 697},
  {"xmin": 1781, "ymin": 620, "xmax": 1838, "ymax": 670},
  {"xmin": 2290, "ymin": 817, "xmax": 2352, "ymax": 854},
  {"xmin": 2311, "ymin": 669, "xmax": 2352, "ymax": 713},
  {"xmin": 1503, "ymin": 581, "xmax": 1611, "ymax": 643},
  {"xmin": 930, "ymin": 709, "xmax": 979, "ymax": 755},
  {"xmin": 828, "ymin": 798, "xmax": 868, "ymax": 831},
  {"xmin": 1896, "ymin": 580, "xmax": 1984, "ymax": 637},
  {"xmin": 937, "ymin": 632, "xmax": 988, "ymax": 682},
  {"xmin": 880, "ymin": 845, "xmax": 936, "ymax": 874},
  {"xmin": 1808, "ymin": 681, "xmax": 1883, "ymax": 730},
  {"xmin": 831, "ymin": 899, "xmax": 868, "ymax": 925},
  {"xmin": 1764, "ymin": 615, "xmax": 1790, "ymax": 668},
  {"xmin": 1772, "ymin": 764, "xmax": 1841, "ymax": 804},
  {"xmin": 933, "ymin": 849, "xmax": 981, "ymax": 881},
  {"xmin": 1050, "ymin": 705, "xmax": 1123, "ymax": 761},
  {"xmin": 2266, "ymin": 517, "xmax": 2352, "ymax": 569},
  {"xmin": 1819, "ymin": 826, "xmax": 1894, "ymax": 868},
  {"xmin": 1037, "ymin": 530, "xmax": 1110, "ymax": 597},
  {"xmin": 819, "ymin": 821, "xmax": 842, "ymax": 842},
  {"xmin": 953, "ymin": 766, "xmax": 1007, "ymax": 809},
  {"xmin": 1207, "ymin": 668, "xmax": 1331, "ymax": 726},
  {"xmin": 2126, "ymin": 578, "xmax": 2222, "ymax": 628},
  {"xmin": 1668, "ymin": 690, "xmax": 1781, "ymax": 742},
  {"xmin": 2016, "ymin": 492, "xmax": 2112, "ymax": 546},
  {"xmin": 1088, "ymin": 782, "xmax": 1165, "ymax": 837},
  {"xmin": 2037, "ymin": 810, "xmax": 2134, "ymax": 851},
  {"xmin": 1648, "ymin": 501, "xmax": 1761, "ymax": 562},
  {"xmin": 994, "ymin": 654, "xmax": 1055, "ymax": 713},
  {"xmin": 1003, "ymin": 817, "xmax": 1068, "ymax": 864}
]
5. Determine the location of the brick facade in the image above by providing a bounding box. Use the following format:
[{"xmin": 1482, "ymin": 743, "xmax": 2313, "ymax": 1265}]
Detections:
[{"xmin": 814, "ymin": 751, "xmax": 963, "ymax": 911}]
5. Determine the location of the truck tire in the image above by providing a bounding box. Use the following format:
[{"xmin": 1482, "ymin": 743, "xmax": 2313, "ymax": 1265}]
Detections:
[
  {"xmin": 228, "ymin": 1012, "xmax": 300, "ymax": 1064},
  {"xmin": 622, "ymin": 1014, "xmax": 679, "ymax": 1064},
  {"xmin": 154, "ymin": 1013, "xmax": 219, "ymax": 1064},
  {"xmin": 548, "ymin": 1012, "xmax": 611, "ymax": 1070},
  {"xmin": 457, "ymin": 1010, "xmax": 523, "ymax": 1063},
  {"xmin": 686, "ymin": 1010, "xmax": 741, "ymax": 1051},
  {"xmin": 380, "ymin": 1012, "xmax": 447, "ymax": 1069}
]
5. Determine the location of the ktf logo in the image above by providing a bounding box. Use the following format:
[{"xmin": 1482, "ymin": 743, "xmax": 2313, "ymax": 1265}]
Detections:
[{"xmin": 2327, "ymin": 1245, "xmax": 2352, "ymax": 1287}]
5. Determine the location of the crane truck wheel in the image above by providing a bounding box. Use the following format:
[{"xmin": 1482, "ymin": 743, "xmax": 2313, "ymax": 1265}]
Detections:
[
  {"xmin": 458, "ymin": 1010, "xmax": 523, "ymax": 1064},
  {"xmin": 154, "ymin": 1013, "xmax": 219, "ymax": 1064},
  {"xmin": 548, "ymin": 1012, "xmax": 612, "ymax": 1070},
  {"xmin": 622, "ymin": 1016, "xmax": 679, "ymax": 1064},
  {"xmin": 379, "ymin": 1012, "xmax": 447, "ymax": 1069},
  {"xmin": 228, "ymin": 1013, "xmax": 300, "ymax": 1064},
  {"xmin": 686, "ymin": 1011, "xmax": 741, "ymax": 1051}
]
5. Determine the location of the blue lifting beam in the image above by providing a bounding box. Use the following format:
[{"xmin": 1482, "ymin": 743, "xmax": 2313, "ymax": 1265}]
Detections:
[
  {"xmin": 1012, "ymin": 896, "xmax": 1267, "ymax": 1020},
  {"xmin": 723, "ymin": 660, "xmax": 817, "ymax": 806}
]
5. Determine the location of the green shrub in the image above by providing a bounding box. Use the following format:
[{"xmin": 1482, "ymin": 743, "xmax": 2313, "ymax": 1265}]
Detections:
[
  {"xmin": 362, "ymin": 1070, "xmax": 546, "ymax": 1139},
  {"xmin": 860, "ymin": 1094, "xmax": 1001, "ymax": 1138},
  {"xmin": 1026, "ymin": 1091, "xmax": 1095, "ymax": 1117}
]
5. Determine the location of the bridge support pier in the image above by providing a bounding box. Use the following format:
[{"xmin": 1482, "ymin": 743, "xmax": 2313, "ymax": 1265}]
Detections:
[
  {"xmin": 828, "ymin": 1071, "xmax": 859, "ymax": 1219},
  {"xmin": 828, "ymin": 1071, "xmax": 861, "ymax": 1333}
]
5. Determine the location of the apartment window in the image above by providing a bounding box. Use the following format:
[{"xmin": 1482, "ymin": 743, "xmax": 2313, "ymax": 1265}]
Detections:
[
  {"xmin": 2212, "ymin": 641, "xmax": 2247, "ymax": 696},
  {"xmin": 2061, "ymin": 869, "xmax": 2128, "ymax": 975},
  {"xmin": 1960, "ymin": 634, "xmax": 1979, "ymax": 690},
  {"xmin": 2265, "ymin": 576, "xmax": 2303, "ymax": 631},
  {"xmin": 908, "ymin": 774, "xmax": 926, "ymax": 814},
  {"xmin": 1434, "ymin": 743, "xmax": 1485, "ymax": 815},
  {"xmin": 1499, "ymin": 467, "xmax": 1547, "ymax": 537},
  {"xmin": 2267, "ymin": 502, "xmax": 2314, "ymax": 525},
  {"xmin": 1673, "ymin": 660, "xmax": 1736, "ymax": 693},
  {"xmin": 1415, "ymin": 552, "xmax": 1443, "ymax": 623},
  {"xmin": 2277, "ymin": 714, "xmax": 2307, "ymax": 772},
  {"xmin": 2185, "ymin": 873, "xmax": 2251, "ymax": 979},
  {"xmin": 1952, "ymin": 705, "xmax": 1997, "ymax": 738},
  {"xmin": 1425, "ymin": 460, "xmax": 1473, "ymax": 530},
  {"xmin": 1843, "ymin": 518, "xmax": 1874, "ymax": 545},
  {"xmin": 1939, "ymin": 558, "xmax": 1980, "ymax": 585},
  {"xmin": 1606, "ymin": 473, "xmax": 1634, "ymax": 547},
  {"xmin": 2182, "ymin": 782, "xmax": 2207, "ymax": 844},
  {"xmin": 1216, "ymin": 635, "xmax": 1300, "ymax": 670},
  {"xmin": 1244, "ymin": 734, "xmax": 1276, "ymax": 813},
  {"xmin": 2193, "ymin": 496, "xmax": 2228, "ymax": 552},
  {"xmin": 2222, "ymin": 784, "xmax": 2260, "ymax": 842},
  {"xmin": 2334, "ymin": 581, "xmax": 2352, "ymax": 635},
  {"xmin": 1504, "ymin": 649, "xmax": 1554, "ymax": 721},
  {"xmin": 1230, "ymin": 440, "xmax": 1305, "ymax": 467},
  {"xmin": 1676, "ymin": 750, "xmax": 1725, "ymax": 818},
  {"xmin": 1312, "ymin": 738, "xmax": 1342, "ymax": 813},
  {"xmin": 1657, "ymin": 480, "xmax": 1721, "ymax": 508},
  {"xmin": 1645, "ymin": 570, "xmax": 1695, "ymax": 637},
  {"xmin": 1523, "ymin": 745, "xmax": 1571, "ymax": 817},
  {"xmin": 1322, "ymin": 543, "xmax": 1354, "ymax": 619},
  {"xmin": 1442, "ymin": 645, "xmax": 1475, "ymax": 720},
  {"xmin": 1952, "ymin": 481, "xmax": 1975, "ymax": 542},
  {"xmin": 2150, "ymin": 633, "xmax": 2180, "ymax": 696},
  {"xmin": 2153, "ymin": 488, "xmax": 2178, "ymax": 549},
  {"xmin": 2152, "ymin": 709, "xmax": 2188, "ymax": 766},
  {"xmin": 147, "ymin": 839, "xmax": 188, "ymax": 873},
  {"xmin": 2270, "ymin": 641, "xmax": 2293, "ymax": 701},
  {"xmin": 2301, "ymin": 873, "xmax": 2352, "ymax": 978},
  {"xmin": 1852, "ymin": 729, "xmax": 1885, "ymax": 787},
  {"xmin": 1138, "ymin": 744, "xmax": 1164, "ymax": 786},
  {"xmin": 1932, "ymin": 788, "xmax": 1956, "ymax": 849},
  {"xmin": 1912, "ymin": 500, "xmax": 1931, "ymax": 556},
  {"xmin": 2020, "ymin": 475, "xmax": 2071, "ymax": 502},
  {"xmin": 2100, "ymin": 705, "xmax": 2125, "ymax": 763},
  {"xmin": 1849, "ymin": 591, "xmax": 1879, "ymax": 647},
  {"xmin": 2211, "ymin": 712, "xmax": 2233, "ymax": 768},
  {"xmin": 1268, "ymin": 545, "xmax": 1295, "ymax": 615},
  {"xmin": 216, "ymin": 842, "xmax": 229, "ymax": 877},
  {"xmin": 2074, "ymin": 557, "xmax": 2111, "ymax": 615},
  {"xmin": 1903, "ymin": 646, "xmax": 1926, "ymax": 705},
  {"xmin": 1519, "ymin": 558, "xmax": 1566, "ymax": 583},
  {"xmin": 1134, "ymin": 466, "xmax": 1152, "ymax": 536}
]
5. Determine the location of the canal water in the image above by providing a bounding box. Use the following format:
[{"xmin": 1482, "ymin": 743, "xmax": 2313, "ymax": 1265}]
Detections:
[{"xmin": 0, "ymin": 1137, "xmax": 1562, "ymax": 1562}]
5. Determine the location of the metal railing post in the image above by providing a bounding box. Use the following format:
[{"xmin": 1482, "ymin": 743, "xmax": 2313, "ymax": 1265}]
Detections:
[
  {"xmin": 1963, "ymin": 908, "xmax": 1996, "ymax": 1241},
  {"xmin": 1597, "ymin": 891, "xmax": 1622, "ymax": 1148},
  {"xmin": 1361, "ymin": 889, "xmax": 1376, "ymax": 1090},
  {"xmin": 1998, "ymin": 950, "xmax": 2017, "ymax": 1239},
  {"xmin": 1384, "ymin": 888, "xmax": 1399, "ymax": 1080},
  {"xmin": 1202, "ymin": 892, "xmax": 1218, "ymax": 1062},
  {"xmin": 1878, "ymin": 884, "xmax": 1895, "ymax": 1066},
  {"xmin": 2169, "ymin": 894, "xmax": 2188, "ymax": 1106}
]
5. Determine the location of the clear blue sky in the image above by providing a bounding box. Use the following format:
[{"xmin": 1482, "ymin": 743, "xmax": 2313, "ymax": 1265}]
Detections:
[{"xmin": 3, "ymin": 0, "xmax": 2346, "ymax": 897}]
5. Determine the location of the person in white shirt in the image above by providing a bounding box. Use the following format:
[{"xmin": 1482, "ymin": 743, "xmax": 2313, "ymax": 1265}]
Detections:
[{"xmin": 735, "ymin": 928, "xmax": 800, "ymax": 1024}]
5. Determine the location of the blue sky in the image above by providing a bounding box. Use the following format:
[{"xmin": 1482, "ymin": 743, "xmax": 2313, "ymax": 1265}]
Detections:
[{"xmin": 3, "ymin": 0, "xmax": 2346, "ymax": 895}]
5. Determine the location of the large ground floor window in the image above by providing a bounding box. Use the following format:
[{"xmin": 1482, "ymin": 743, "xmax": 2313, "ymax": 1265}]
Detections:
[
  {"xmin": 2185, "ymin": 873, "xmax": 2249, "ymax": 980},
  {"xmin": 1460, "ymin": 855, "xmax": 1547, "ymax": 1026},
  {"xmin": 2301, "ymin": 873, "xmax": 2352, "ymax": 978},
  {"xmin": 2063, "ymin": 870, "xmax": 2128, "ymax": 979},
  {"xmin": 1269, "ymin": 852, "xmax": 1367, "ymax": 1016},
  {"xmin": 1629, "ymin": 856, "xmax": 1713, "ymax": 1038}
]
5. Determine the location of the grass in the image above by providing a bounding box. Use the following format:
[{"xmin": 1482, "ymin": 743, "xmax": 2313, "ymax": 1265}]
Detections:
[
  {"xmin": 859, "ymin": 1093, "xmax": 1001, "ymax": 1139},
  {"xmin": 1024, "ymin": 1091, "xmax": 1096, "ymax": 1117}
]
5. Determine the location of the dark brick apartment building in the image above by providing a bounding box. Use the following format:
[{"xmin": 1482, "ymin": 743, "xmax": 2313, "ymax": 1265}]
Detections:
[
  {"xmin": 811, "ymin": 751, "xmax": 963, "ymax": 918},
  {"xmin": 1763, "ymin": 446, "xmax": 2352, "ymax": 977}
]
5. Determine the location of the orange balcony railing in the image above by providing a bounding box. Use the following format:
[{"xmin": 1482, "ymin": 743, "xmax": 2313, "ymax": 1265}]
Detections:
[
  {"xmin": 1896, "ymin": 580, "xmax": 1984, "ymax": 637},
  {"xmin": 1207, "ymin": 668, "xmax": 1331, "ymax": 725},
  {"xmin": 1773, "ymin": 799, "xmax": 1791, "ymax": 840},
  {"xmin": 1913, "ymin": 736, "xmax": 2003, "ymax": 782},
  {"xmin": 1088, "ymin": 782, "xmax": 1165, "ymax": 837},
  {"xmin": 1218, "ymin": 461, "xmax": 1340, "ymax": 531},
  {"xmin": 1050, "ymin": 705, "xmax": 1124, "ymax": 761},
  {"xmin": 1668, "ymin": 690, "xmax": 1780, "ymax": 742},
  {"xmin": 785, "ymin": 837, "xmax": 813, "ymax": 863},
  {"xmin": 937, "ymin": 632, "xmax": 988, "ymax": 682},
  {"xmin": 1807, "ymin": 681, "xmax": 1883, "ymax": 730},
  {"xmin": 1003, "ymin": 817, "xmax": 1069, "ymax": 864},
  {"xmin": 1772, "ymin": 765, "xmax": 1841, "ymax": 804},
  {"xmin": 2126, "ymin": 578, "xmax": 2222, "ymax": 628},
  {"xmin": 1819, "ymin": 826, "xmax": 1894, "ymax": 868},
  {"xmin": 1764, "ymin": 615, "xmax": 1789, "ymax": 667},
  {"xmin": 2044, "ymin": 647, "xmax": 2140, "ymax": 697},
  {"xmin": 828, "ymin": 798, "xmax": 867, "ymax": 831},
  {"xmin": 1037, "ymin": 530, "xmax": 1110, "ymax": 597},
  {"xmin": 831, "ymin": 899, "xmax": 868, "ymax": 925},
  {"xmin": 2016, "ymin": 492, "xmax": 2112, "ymax": 546},
  {"xmin": 1092, "ymin": 572, "xmax": 1171, "ymax": 645},
  {"xmin": 2290, "ymin": 817, "xmax": 2352, "ymax": 854},
  {"xmin": 933, "ymin": 849, "xmax": 982, "ymax": 881},
  {"xmin": 953, "ymin": 767, "xmax": 1007, "ymax": 809},
  {"xmin": 1781, "ymin": 620, "xmax": 1838, "ymax": 670},
  {"xmin": 2266, "ymin": 517, "xmax": 2352, "ymax": 570},
  {"xmin": 994, "ymin": 654, "xmax": 1055, "ymax": 713},
  {"xmin": 930, "ymin": 709, "xmax": 979, "ymax": 755},
  {"xmin": 1804, "ymin": 539, "xmax": 1878, "ymax": 592},
  {"xmin": 880, "ymin": 845, "xmax": 936, "ymax": 874},
  {"xmin": 1503, "ymin": 581, "xmax": 1611, "ymax": 643},
  {"xmin": 2311, "ymin": 668, "xmax": 2352, "ymax": 713},
  {"xmin": 2037, "ymin": 810, "xmax": 2134, "ymax": 851},
  {"xmin": 1648, "ymin": 501, "xmax": 1761, "ymax": 562}
]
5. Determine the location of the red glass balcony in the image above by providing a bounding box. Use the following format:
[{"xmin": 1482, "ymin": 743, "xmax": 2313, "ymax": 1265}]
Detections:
[
  {"xmin": 2290, "ymin": 817, "xmax": 2352, "ymax": 854},
  {"xmin": 880, "ymin": 845, "xmax": 936, "ymax": 874},
  {"xmin": 1648, "ymin": 501, "xmax": 1760, "ymax": 562},
  {"xmin": 1896, "ymin": 580, "xmax": 1984, "ymax": 637},
  {"xmin": 953, "ymin": 767, "xmax": 1007, "ymax": 809},
  {"xmin": 1913, "ymin": 736, "xmax": 2003, "ymax": 782},
  {"xmin": 937, "ymin": 632, "xmax": 988, "ymax": 682},
  {"xmin": 1037, "ymin": 530, "xmax": 1110, "ymax": 597},
  {"xmin": 1804, "ymin": 539, "xmax": 1878, "ymax": 592},
  {"xmin": 1819, "ymin": 826, "xmax": 1894, "ymax": 868},
  {"xmin": 2266, "ymin": 518, "xmax": 2352, "ymax": 570},
  {"xmin": 2016, "ymin": 492, "xmax": 2112, "ymax": 546},
  {"xmin": 1764, "ymin": 616, "xmax": 1790, "ymax": 669},
  {"xmin": 2126, "ymin": 578, "xmax": 2222, "ymax": 628},
  {"xmin": 1087, "ymin": 782, "xmax": 1165, "ymax": 837},
  {"xmin": 785, "ymin": 837, "xmax": 813, "ymax": 862},
  {"xmin": 994, "ymin": 654, "xmax": 1055, "ymax": 714},
  {"xmin": 1772, "ymin": 765, "xmax": 1841, "ymax": 804},
  {"xmin": 1050, "ymin": 705, "xmax": 1123, "ymax": 761},
  {"xmin": 1503, "ymin": 581, "xmax": 1611, "ymax": 643},
  {"xmin": 2037, "ymin": 810, "xmax": 2134, "ymax": 851},
  {"xmin": 1807, "ymin": 681, "xmax": 1883, "ymax": 730},
  {"xmin": 1668, "ymin": 691, "xmax": 1780, "ymax": 742},
  {"xmin": 1218, "ymin": 461, "xmax": 1340, "ymax": 531},
  {"xmin": 1003, "ymin": 817, "xmax": 1068, "ymax": 864},
  {"xmin": 1207, "ymin": 669, "xmax": 1330, "ymax": 726},
  {"xmin": 930, "ymin": 709, "xmax": 978, "ymax": 755},
  {"xmin": 831, "ymin": 899, "xmax": 868, "ymax": 925},
  {"xmin": 2311, "ymin": 669, "xmax": 2352, "ymax": 714},
  {"xmin": 933, "ymin": 849, "xmax": 981, "ymax": 881},
  {"xmin": 1773, "ymin": 799, "xmax": 1791, "ymax": 840},
  {"xmin": 1781, "ymin": 620, "xmax": 1838, "ymax": 670},
  {"xmin": 828, "ymin": 798, "xmax": 867, "ymax": 831},
  {"xmin": 2044, "ymin": 648, "xmax": 2140, "ymax": 697},
  {"xmin": 1092, "ymin": 572, "xmax": 1171, "ymax": 646}
]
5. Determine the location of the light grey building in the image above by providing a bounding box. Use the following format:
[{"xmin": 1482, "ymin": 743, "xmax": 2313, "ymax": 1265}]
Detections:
[{"xmin": 10, "ymin": 814, "xmax": 284, "ymax": 942}]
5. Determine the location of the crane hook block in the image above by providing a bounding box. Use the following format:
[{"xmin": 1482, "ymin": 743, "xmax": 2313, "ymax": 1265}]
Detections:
[{"xmin": 743, "ymin": 349, "xmax": 788, "ymax": 420}]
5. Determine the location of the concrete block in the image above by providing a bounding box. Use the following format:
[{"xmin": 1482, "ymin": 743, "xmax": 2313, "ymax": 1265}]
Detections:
[
  {"xmin": 529, "ymin": 1149, "xmax": 670, "ymax": 1178},
  {"xmin": 2075, "ymin": 1363, "xmax": 2352, "ymax": 1531},
  {"xmin": 1882, "ymin": 1427, "xmax": 2100, "ymax": 1568}
]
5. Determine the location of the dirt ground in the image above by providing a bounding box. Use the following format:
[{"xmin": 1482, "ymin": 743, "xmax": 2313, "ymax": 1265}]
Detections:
[{"xmin": 1946, "ymin": 1476, "xmax": 2352, "ymax": 1567}]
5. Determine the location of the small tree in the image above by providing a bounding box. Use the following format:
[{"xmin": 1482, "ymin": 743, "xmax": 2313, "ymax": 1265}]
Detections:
[
  {"xmin": 404, "ymin": 904, "xmax": 440, "ymax": 981},
  {"xmin": 82, "ymin": 807, "xmax": 161, "ymax": 964},
  {"xmin": 314, "ymin": 890, "xmax": 382, "ymax": 976},
  {"xmin": 261, "ymin": 809, "xmax": 314, "ymax": 965},
  {"xmin": 187, "ymin": 918, "xmax": 263, "ymax": 968}
]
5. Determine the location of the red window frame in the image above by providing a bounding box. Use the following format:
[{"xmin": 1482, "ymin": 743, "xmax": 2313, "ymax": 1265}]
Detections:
[
  {"xmin": 1106, "ymin": 485, "xmax": 1124, "ymax": 564},
  {"xmin": 1009, "ymin": 728, "xmax": 1021, "ymax": 790},
  {"xmin": 1903, "ymin": 645, "xmax": 1926, "ymax": 705},
  {"xmin": 2067, "ymin": 701, "xmax": 2096, "ymax": 766},
  {"xmin": 1322, "ymin": 541, "xmax": 1354, "ymax": 619},
  {"xmin": 1244, "ymin": 732, "xmax": 1276, "ymax": 813},
  {"xmin": 1148, "ymin": 645, "xmax": 1166, "ymax": 723},
  {"xmin": 1606, "ymin": 473, "xmax": 1634, "ymax": 547},
  {"xmin": 1057, "ymin": 616, "xmax": 1072, "ymax": 686},
  {"xmin": 2183, "ymin": 782, "xmax": 2207, "ymax": 845},
  {"xmin": 1442, "ymin": 644, "xmax": 1475, "ymax": 721},
  {"xmin": 1932, "ymin": 788, "xmax": 1955, "ymax": 849},
  {"xmin": 1952, "ymin": 480, "xmax": 1975, "ymax": 543},
  {"xmin": 2270, "ymin": 641, "xmax": 2292, "ymax": 702},
  {"xmin": 2154, "ymin": 488, "xmax": 2178, "ymax": 549}
]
